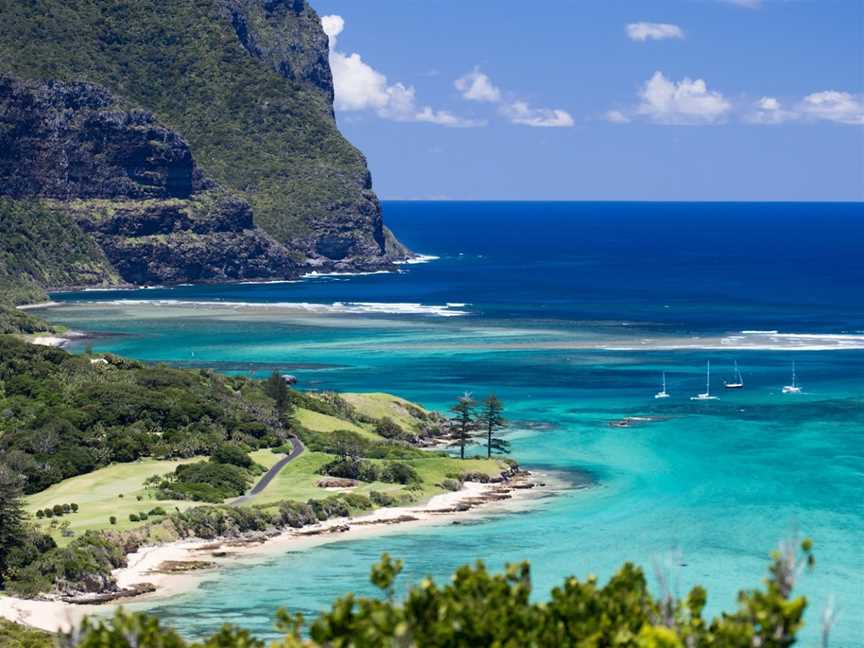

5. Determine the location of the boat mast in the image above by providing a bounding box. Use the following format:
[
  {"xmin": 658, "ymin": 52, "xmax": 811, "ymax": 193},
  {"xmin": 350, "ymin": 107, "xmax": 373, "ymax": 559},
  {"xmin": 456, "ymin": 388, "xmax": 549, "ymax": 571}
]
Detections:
[
  {"xmin": 706, "ymin": 361, "xmax": 710, "ymax": 395},
  {"xmin": 792, "ymin": 361, "xmax": 797, "ymax": 388}
]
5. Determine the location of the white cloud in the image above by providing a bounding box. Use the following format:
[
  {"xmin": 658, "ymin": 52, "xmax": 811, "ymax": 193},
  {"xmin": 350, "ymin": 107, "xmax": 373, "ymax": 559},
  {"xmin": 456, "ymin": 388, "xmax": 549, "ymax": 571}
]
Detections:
[
  {"xmin": 502, "ymin": 101, "xmax": 575, "ymax": 128},
  {"xmin": 626, "ymin": 22, "xmax": 684, "ymax": 42},
  {"xmin": 605, "ymin": 110, "xmax": 631, "ymax": 124},
  {"xmin": 745, "ymin": 92, "xmax": 864, "ymax": 125},
  {"xmin": 454, "ymin": 68, "xmax": 574, "ymax": 127},
  {"xmin": 454, "ymin": 69, "xmax": 502, "ymax": 102},
  {"xmin": 745, "ymin": 96, "xmax": 797, "ymax": 124},
  {"xmin": 321, "ymin": 15, "xmax": 480, "ymax": 127},
  {"xmin": 636, "ymin": 71, "xmax": 731, "ymax": 125},
  {"xmin": 799, "ymin": 91, "xmax": 864, "ymax": 125}
]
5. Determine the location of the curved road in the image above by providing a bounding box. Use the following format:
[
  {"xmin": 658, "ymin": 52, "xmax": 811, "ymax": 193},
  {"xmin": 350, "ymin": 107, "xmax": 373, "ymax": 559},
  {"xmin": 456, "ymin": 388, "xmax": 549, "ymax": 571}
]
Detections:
[{"xmin": 231, "ymin": 435, "xmax": 304, "ymax": 505}]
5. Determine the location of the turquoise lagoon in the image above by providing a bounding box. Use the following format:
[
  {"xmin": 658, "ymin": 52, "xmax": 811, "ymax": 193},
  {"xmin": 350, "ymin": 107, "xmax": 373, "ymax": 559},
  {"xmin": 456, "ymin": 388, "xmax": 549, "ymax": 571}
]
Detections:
[{"xmin": 41, "ymin": 202, "xmax": 863, "ymax": 645}]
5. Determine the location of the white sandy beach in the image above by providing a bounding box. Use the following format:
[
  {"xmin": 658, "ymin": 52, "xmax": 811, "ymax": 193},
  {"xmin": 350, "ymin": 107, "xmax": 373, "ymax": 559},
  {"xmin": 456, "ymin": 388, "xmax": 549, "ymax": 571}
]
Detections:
[{"xmin": 0, "ymin": 476, "xmax": 553, "ymax": 633}]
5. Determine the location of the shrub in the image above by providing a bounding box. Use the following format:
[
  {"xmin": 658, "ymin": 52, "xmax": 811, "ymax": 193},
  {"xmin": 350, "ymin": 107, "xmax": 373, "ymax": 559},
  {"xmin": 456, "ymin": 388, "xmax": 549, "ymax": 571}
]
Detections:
[
  {"xmin": 379, "ymin": 462, "xmax": 420, "ymax": 485},
  {"xmin": 62, "ymin": 504, "xmax": 71, "ymax": 514},
  {"xmin": 109, "ymin": 516, "xmax": 117, "ymax": 525},
  {"xmin": 6, "ymin": 531, "xmax": 126, "ymax": 598},
  {"xmin": 271, "ymin": 442, "xmax": 293, "ymax": 454},
  {"xmin": 211, "ymin": 444, "xmax": 253, "ymax": 469},
  {"xmin": 44, "ymin": 509, "xmax": 53, "ymax": 519},
  {"xmin": 374, "ymin": 417, "xmax": 407, "ymax": 440},
  {"xmin": 318, "ymin": 459, "xmax": 379, "ymax": 483},
  {"xmin": 51, "ymin": 504, "xmax": 63, "ymax": 517},
  {"xmin": 129, "ymin": 513, "xmax": 139, "ymax": 522},
  {"xmin": 70, "ymin": 503, "xmax": 79, "ymax": 513},
  {"xmin": 148, "ymin": 507, "xmax": 167, "ymax": 516},
  {"xmin": 440, "ymin": 478, "xmax": 461, "ymax": 492},
  {"xmin": 35, "ymin": 509, "xmax": 44, "ymax": 519},
  {"xmin": 370, "ymin": 491, "xmax": 398, "ymax": 507}
]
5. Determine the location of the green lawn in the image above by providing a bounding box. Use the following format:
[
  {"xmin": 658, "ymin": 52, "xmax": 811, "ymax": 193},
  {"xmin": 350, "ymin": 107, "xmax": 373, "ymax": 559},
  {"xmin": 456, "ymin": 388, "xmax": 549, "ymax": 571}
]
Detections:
[
  {"xmin": 342, "ymin": 392, "xmax": 430, "ymax": 432},
  {"xmin": 25, "ymin": 458, "xmax": 200, "ymax": 545},
  {"xmin": 243, "ymin": 449, "xmax": 507, "ymax": 508},
  {"xmin": 295, "ymin": 407, "xmax": 380, "ymax": 439}
]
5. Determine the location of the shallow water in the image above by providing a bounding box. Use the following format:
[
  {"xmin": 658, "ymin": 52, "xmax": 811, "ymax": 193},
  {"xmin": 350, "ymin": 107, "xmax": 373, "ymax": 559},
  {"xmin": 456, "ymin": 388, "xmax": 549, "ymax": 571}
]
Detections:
[{"xmin": 43, "ymin": 202, "xmax": 864, "ymax": 645}]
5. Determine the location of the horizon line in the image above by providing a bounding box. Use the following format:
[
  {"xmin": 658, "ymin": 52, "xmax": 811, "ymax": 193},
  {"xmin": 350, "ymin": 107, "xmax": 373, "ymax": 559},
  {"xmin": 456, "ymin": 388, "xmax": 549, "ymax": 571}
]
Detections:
[{"xmin": 380, "ymin": 198, "xmax": 863, "ymax": 204}]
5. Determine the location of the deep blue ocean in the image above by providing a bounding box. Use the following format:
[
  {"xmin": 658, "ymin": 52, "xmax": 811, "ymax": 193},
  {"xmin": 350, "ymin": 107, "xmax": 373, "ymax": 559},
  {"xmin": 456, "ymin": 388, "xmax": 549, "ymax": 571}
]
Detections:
[{"xmin": 41, "ymin": 202, "xmax": 864, "ymax": 645}]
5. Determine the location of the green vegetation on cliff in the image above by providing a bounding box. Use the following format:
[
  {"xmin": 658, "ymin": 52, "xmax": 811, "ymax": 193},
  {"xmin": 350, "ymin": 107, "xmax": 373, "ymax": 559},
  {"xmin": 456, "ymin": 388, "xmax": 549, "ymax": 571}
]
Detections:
[
  {"xmin": 0, "ymin": 0, "xmax": 394, "ymax": 265},
  {"xmin": 0, "ymin": 198, "xmax": 120, "ymax": 305}
]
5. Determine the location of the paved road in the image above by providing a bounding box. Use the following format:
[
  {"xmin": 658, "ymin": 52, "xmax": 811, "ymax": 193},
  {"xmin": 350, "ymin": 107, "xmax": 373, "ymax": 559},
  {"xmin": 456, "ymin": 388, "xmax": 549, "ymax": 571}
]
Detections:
[{"xmin": 231, "ymin": 435, "xmax": 304, "ymax": 505}]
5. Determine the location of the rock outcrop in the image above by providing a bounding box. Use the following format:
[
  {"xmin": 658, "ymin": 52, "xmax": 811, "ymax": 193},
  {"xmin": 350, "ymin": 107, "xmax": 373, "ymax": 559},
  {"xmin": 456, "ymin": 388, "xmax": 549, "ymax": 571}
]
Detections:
[
  {"xmin": 0, "ymin": 76, "xmax": 299, "ymax": 286},
  {"xmin": 0, "ymin": 77, "xmax": 210, "ymax": 201}
]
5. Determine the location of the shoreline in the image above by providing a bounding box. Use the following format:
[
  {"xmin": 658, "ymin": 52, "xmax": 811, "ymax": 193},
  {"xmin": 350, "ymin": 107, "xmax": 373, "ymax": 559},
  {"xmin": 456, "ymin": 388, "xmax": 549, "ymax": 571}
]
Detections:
[{"xmin": 0, "ymin": 473, "xmax": 558, "ymax": 633}]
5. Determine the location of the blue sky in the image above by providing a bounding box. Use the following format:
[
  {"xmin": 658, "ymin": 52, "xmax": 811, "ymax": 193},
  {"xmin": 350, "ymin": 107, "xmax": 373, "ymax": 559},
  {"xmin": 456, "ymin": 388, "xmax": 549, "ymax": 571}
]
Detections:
[{"xmin": 313, "ymin": 1, "xmax": 862, "ymax": 201}]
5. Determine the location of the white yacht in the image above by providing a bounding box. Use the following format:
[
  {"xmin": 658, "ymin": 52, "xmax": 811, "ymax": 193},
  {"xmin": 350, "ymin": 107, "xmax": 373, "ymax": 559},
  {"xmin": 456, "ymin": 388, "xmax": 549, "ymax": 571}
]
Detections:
[
  {"xmin": 691, "ymin": 361, "xmax": 719, "ymax": 401},
  {"xmin": 724, "ymin": 361, "xmax": 744, "ymax": 390},
  {"xmin": 782, "ymin": 362, "xmax": 802, "ymax": 394},
  {"xmin": 655, "ymin": 372, "xmax": 670, "ymax": 399}
]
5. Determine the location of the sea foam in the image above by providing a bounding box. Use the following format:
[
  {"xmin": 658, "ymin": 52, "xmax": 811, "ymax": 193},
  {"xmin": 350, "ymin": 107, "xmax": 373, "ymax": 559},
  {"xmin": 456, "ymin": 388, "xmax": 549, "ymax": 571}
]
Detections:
[{"xmin": 95, "ymin": 299, "xmax": 469, "ymax": 317}]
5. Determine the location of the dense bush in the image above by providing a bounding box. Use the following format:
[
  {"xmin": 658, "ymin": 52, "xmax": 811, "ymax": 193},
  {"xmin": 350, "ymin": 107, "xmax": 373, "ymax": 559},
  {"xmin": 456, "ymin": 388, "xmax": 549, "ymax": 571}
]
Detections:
[
  {"xmin": 0, "ymin": 336, "xmax": 288, "ymax": 493},
  {"xmin": 211, "ymin": 444, "xmax": 253, "ymax": 469},
  {"xmin": 6, "ymin": 531, "xmax": 126, "ymax": 598},
  {"xmin": 369, "ymin": 491, "xmax": 398, "ymax": 507},
  {"xmin": 374, "ymin": 417, "xmax": 414, "ymax": 442},
  {"xmin": 379, "ymin": 462, "xmax": 420, "ymax": 485},
  {"xmin": 156, "ymin": 462, "xmax": 252, "ymax": 503},
  {"xmin": 318, "ymin": 458, "xmax": 380, "ymax": 483},
  {"xmin": 318, "ymin": 459, "xmax": 420, "ymax": 486},
  {"xmin": 300, "ymin": 428, "xmax": 425, "ymax": 461},
  {"xmin": 0, "ymin": 618, "xmax": 54, "ymax": 648}
]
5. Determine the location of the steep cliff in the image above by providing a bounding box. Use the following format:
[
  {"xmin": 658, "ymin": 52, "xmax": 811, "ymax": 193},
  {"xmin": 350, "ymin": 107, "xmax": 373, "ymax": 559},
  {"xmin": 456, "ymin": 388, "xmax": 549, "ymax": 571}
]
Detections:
[
  {"xmin": 0, "ymin": 0, "xmax": 409, "ymax": 285},
  {"xmin": 0, "ymin": 76, "xmax": 298, "ymax": 289}
]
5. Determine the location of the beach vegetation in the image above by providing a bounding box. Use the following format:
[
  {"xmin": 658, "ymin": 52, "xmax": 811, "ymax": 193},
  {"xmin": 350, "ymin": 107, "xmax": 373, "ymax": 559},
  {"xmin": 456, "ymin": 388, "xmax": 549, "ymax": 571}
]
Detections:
[{"xmin": 0, "ymin": 619, "xmax": 54, "ymax": 648}]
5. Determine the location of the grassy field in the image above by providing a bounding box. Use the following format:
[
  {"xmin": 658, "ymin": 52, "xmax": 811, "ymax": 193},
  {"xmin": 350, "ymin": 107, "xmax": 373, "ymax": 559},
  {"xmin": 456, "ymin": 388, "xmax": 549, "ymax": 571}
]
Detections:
[
  {"xmin": 25, "ymin": 459, "xmax": 200, "ymax": 546},
  {"xmin": 295, "ymin": 407, "xmax": 379, "ymax": 439},
  {"xmin": 244, "ymin": 450, "xmax": 507, "ymax": 508},
  {"xmin": 342, "ymin": 392, "xmax": 431, "ymax": 433}
]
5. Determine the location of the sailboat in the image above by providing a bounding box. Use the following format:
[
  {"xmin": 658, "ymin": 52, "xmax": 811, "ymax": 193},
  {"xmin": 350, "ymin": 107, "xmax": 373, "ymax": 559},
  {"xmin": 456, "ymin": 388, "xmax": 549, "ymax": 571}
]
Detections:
[
  {"xmin": 724, "ymin": 361, "xmax": 744, "ymax": 390},
  {"xmin": 782, "ymin": 361, "xmax": 802, "ymax": 394},
  {"xmin": 691, "ymin": 361, "xmax": 719, "ymax": 401},
  {"xmin": 654, "ymin": 372, "xmax": 670, "ymax": 399}
]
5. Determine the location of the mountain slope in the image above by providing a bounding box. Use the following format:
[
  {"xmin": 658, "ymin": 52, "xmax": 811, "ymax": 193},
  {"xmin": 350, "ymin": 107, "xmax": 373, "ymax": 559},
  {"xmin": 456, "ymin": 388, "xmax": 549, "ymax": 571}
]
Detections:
[{"xmin": 0, "ymin": 0, "xmax": 409, "ymax": 273}]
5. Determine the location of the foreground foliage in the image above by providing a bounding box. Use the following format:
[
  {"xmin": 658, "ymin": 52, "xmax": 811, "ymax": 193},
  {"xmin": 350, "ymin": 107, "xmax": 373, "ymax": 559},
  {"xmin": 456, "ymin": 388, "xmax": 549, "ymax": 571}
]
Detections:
[
  {"xmin": 63, "ymin": 541, "xmax": 816, "ymax": 647},
  {"xmin": 0, "ymin": 619, "xmax": 53, "ymax": 648}
]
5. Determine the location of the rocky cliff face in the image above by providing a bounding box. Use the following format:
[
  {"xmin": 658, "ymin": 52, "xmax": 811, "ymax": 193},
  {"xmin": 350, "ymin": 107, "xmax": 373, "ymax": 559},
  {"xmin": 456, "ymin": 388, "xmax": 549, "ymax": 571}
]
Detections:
[
  {"xmin": 0, "ymin": 77, "xmax": 209, "ymax": 201},
  {"xmin": 0, "ymin": 77, "xmax": 298, "ymax": 287},
  {"xmin": 216, "ymin": 0, "xmax": 411, "ymax": 268},
  {"xmin": 0, "ymin": 0, "xmax": 410, "ymax": 292}
]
